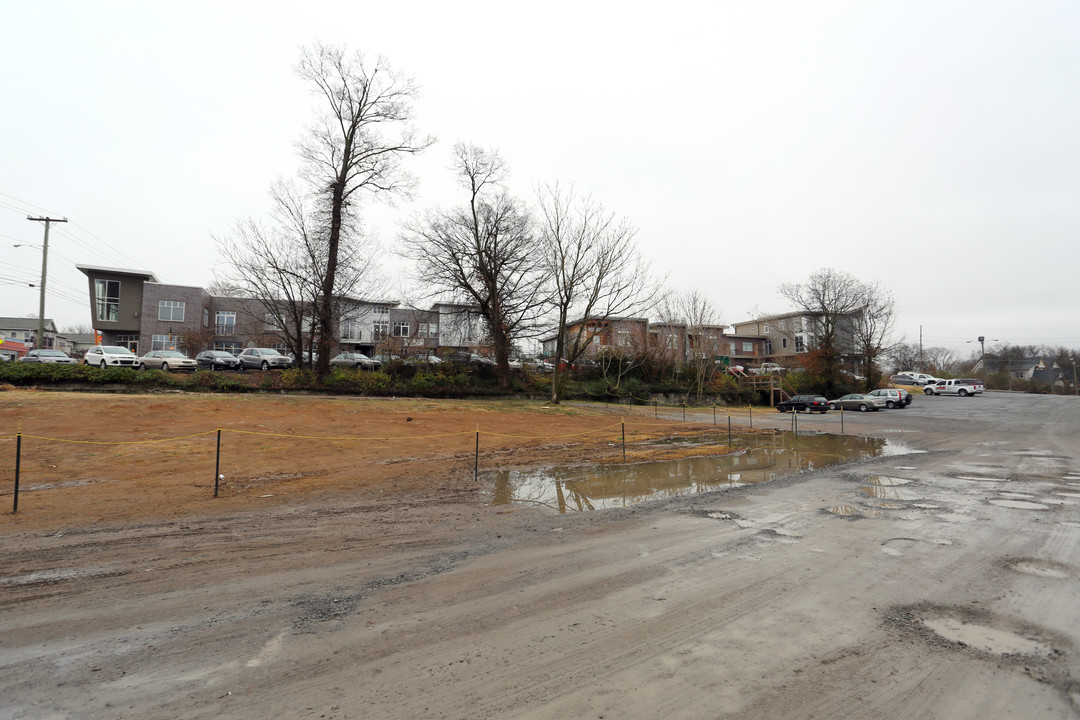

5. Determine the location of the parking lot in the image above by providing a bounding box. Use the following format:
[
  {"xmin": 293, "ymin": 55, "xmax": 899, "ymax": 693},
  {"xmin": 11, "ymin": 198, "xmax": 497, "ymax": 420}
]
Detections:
[{"xmin": 4, "ymin": 390, "xmax": 1080, "ymax": 719}]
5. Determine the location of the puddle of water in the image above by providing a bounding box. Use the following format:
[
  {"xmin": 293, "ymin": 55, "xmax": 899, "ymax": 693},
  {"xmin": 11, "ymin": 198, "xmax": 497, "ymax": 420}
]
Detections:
[
  {"xmin": 827, "ymin": 505, "xmax": 882, "ymax": 518},
  {"xmin": 989, "ymin": 499, "xmax": 1049, "ymax": 510},
  {"xmin": 490, "ymin": 432, "xmax": 891, "ymax": 512},
  {"xmin": 859, "ymin": 486, "xmax": 921, "ymax": 500},
  {"xmin": 1009, "ymin": 559, "xmax": 1073, "ymax": 580},
  {"xmin": 866, "ymin": 476, "xmax": 912, "ymax": 486},
  {"xmin": 923, "ymin": 617, "xmax": 1051, "ymax": 656}
]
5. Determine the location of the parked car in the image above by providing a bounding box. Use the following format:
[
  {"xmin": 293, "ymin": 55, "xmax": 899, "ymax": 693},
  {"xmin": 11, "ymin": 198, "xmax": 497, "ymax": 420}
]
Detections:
[
  {"xmin": 238, "ymin": 347, "xmax": 293, "ymax": 370},
  {"xmin": 896, "ymin": 388, "xmax": 914, "ymax": 406},
  {"xmin": 533, "ymin": 359, "xmax": 554, "ymax": 373},
  {"xmin": 288, "ymin": 351, "xmax": 319, "ymax": 366},
  {"xmin": 867, "ymin": 388, "xmax": 908, "ymax": 408},
  {"xmin": 890, "ymin": 373, "xmax": 918, "ymax": 385},
  {"xmin": 751, "ymin": 362, "xmax": 785, "ymax": 374},
  {"xmin": 776, "ymin": 395, "xmax": 830, "ymax": 413},
  {"xmin": 83, "ymin": 345, "xmax": 139, "ymax": 368},
  {"xmin": 897, "ymin": 372, "xmax": 940, "ymax": 386},
  {"xmin": 954, "ymin": 378, "xmax": 985, "ymax": 394},
  {"xmin": 924, "ymin": 379, "xmax": 979, "ymax": 397},
  {"xmin": 19, "ymin": 349, "xmax": 77, "ymax": 364},
  {"xmin": 330, "ymin": 352, "xmax": 380, "ymax": 369},
  {"xmin": 194, "ymin": 350, "xmax": 242, "ymax": 371},
  {"xmin": 828, "ymin": 393, "xmax": 886, "ymax": 412},
  {"xmin": 137, "ymin": 350, "xmax": 198, "ymax": 372}
]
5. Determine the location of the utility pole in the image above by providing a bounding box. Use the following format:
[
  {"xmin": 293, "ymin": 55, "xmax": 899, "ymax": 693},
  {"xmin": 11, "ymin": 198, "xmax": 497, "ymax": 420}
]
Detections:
[{"xmin": 26, "ymin": 216, "xmax": 67, "ymax": 349}]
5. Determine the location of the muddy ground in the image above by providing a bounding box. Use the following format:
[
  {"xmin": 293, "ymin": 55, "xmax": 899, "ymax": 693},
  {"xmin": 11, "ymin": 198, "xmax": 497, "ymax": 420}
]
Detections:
[{"xmin": 3, "ymin": 389, "xmax": 1080, "ymax": 719}]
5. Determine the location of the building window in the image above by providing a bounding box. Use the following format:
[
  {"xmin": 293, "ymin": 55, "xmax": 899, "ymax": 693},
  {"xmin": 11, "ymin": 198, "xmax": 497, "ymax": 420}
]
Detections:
[
  {"xmin": 795, "ymin": 336, "xmax": 806, "ymax": 353},
  {"xmin": 392, "ymin": 322, "xmax": 410, "ymax": 337},
  {"xmin": 215, "ymin": 311, "xmax": 237, "ymax": 336},
  {"xmin": 763, "ymin": 323, "xmax": 771, "ymax": 334},
  {"xmin": 742, "ymin": 342, "xmax": 754, "ymax": 352},
  {"xmin": 373, "ymin": 321, "xmax": 388, "ymax": 340},
  {"xmin": 617, "ymin": 328, "xmax": 631, "ymax": 347},
  {"xmin": 115, "ymin": 334, "xmax": 139, "ymax": 354},
  {"xmin": 778, "ymin": 319, "xmax": 786, "ymax": 331},
  {"xmin": 341, "ymin": 319, "xmax": 361, "ymax": 340},
  {"xmin": 372, "ymin": 306, "xmax": 390, "ymax": 315},
  {"xmin": 417, "ymin": 322, "xmax": 437, "ymax": 338},
  {"xmin": 214, "ymin": 341, "xmax": 241, "ymax": 353},
  {"xmin": 782, "ymin": 338, "xmax": 788, "ymax": 349},
  {"xmin": 158, "ymin": 300, "xmax": 186, "ymax": 322},
  {"xmin": 665, "ymin": 334, "xmax": 678, "ymax": 350},
  {"xmin": 94, "ymin": 279, "xmax": 120, "ymax": 322},
  {"xmin": 203, "ymin": 308, "xmax": 209, "ymax": 327},
  {"xmin": 764, "ymin": 340, "xmax": 773, "ymax": 355},
  {"xmin": 729, "ymin": 342, "xmax": 736, "ymax": 354},
  {"xmin": 151, "ymin": 334, "xmax": 172, "ymax": 351}
]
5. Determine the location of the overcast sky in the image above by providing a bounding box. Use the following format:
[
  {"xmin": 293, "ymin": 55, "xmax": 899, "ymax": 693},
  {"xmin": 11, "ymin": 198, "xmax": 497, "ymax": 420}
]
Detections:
[{"xmin": 3, "ymin": 1, "xmax": 1078, "ymax": 358}]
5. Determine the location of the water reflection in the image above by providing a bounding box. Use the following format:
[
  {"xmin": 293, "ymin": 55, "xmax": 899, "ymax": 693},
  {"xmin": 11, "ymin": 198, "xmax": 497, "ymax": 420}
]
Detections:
[{"xmin": 490, "ymin": 432, "xmax": 889, "ymax": 513}]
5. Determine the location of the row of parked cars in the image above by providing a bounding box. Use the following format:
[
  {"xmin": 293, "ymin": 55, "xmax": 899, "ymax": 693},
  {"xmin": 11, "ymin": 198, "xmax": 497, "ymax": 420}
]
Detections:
[
  {"xmin": 777, "ymin": 388, "xmax": 913, "ymax": 413},
  {"xmin": 22, "ymin": 346, "xmax": 560, "ymax": 374}
]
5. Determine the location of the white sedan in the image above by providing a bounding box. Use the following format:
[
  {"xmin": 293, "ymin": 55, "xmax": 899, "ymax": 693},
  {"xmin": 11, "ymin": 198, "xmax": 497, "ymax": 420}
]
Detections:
[{"xmin": 137, "ymin": 350, "xmax": 198, "ymax": 372}]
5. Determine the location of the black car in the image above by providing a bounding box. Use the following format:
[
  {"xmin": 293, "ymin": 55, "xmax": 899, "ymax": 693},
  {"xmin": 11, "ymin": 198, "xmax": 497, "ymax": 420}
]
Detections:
[
  {"xmin": 195, "ymin": 350, "xmax": 243, "ymax": 371},
  {"xmin": 776, "ymin": 395, "xmax": 830, "ymax": 413}
]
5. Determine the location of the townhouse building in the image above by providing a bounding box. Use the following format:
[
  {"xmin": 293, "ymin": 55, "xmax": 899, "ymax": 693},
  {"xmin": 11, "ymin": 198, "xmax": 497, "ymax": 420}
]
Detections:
[{"xmin": 76, "ymin": 265, "xmax": 487, "ymax": 359}]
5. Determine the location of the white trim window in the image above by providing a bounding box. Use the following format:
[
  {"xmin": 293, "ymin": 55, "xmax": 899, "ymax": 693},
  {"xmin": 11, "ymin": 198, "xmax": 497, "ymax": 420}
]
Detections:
[
  {"xmin": 95, "ymin": 279, "xmax": 120, "ymax": 322},
  {"xmin": 392, "ymin": 322, "xmax": 410, "ymax": 337},
  {"xmin": 158, "ymin": 300, "xmax": 185, "ymax": 322},
  {"xmin": 373, "ymin": 321, "xmax": 389, "ymax": 340},
  {"xmin": 215, "ymin": 311, "xmax": 237, "ymax": 336}
]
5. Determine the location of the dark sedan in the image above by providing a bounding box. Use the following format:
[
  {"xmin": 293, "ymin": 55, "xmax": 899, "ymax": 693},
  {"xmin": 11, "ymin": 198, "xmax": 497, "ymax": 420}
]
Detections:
[
  {"xmin": 776, "ymin": 395, "xmax": 830, "ymax": 413},
  {"xmin": 19, "ymin": 349, "xmax": 77, "ymax": 364},
  {"xmin": 195, "ymin": 350, "xmax": 243, "ymax": 371}
]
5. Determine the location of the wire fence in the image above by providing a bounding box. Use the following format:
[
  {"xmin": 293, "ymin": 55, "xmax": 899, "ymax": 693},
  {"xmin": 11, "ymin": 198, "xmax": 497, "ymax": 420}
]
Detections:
[{"xmin": 3, "ymin": 400, "xmax": 862, "ymax": 514}]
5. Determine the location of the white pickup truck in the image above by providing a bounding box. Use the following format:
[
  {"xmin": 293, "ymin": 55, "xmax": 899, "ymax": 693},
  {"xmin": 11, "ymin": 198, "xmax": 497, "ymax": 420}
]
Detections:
[{"xmin": 923, "ymin": 379, "xmax": 980, "ymax": 397}]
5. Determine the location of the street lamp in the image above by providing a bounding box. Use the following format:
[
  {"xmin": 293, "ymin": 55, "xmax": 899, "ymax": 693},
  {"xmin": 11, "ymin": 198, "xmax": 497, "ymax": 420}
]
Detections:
[{"xmin": 13, "ymin": 241, "xmax": 48, "ymax": 348}]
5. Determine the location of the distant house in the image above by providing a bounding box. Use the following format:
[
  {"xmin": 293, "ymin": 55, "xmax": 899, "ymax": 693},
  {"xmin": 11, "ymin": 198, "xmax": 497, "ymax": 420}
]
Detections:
[
  {"xmin": 0, "ymin": 316, "xmax": 59, "ymax": 351},
  {"xmin": 731, "ymin": 310, "xmax": 860, "ymax": 367},
  {"xmin": 982, "ymin": 356, "xmax": 1065, "ymax": 385}
]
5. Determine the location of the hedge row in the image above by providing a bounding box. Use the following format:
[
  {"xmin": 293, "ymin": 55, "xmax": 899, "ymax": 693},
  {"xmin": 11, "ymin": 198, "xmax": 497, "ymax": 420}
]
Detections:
[{"xmin": 0, "ymin": 362, "xmax": 769, "ymax": 405}]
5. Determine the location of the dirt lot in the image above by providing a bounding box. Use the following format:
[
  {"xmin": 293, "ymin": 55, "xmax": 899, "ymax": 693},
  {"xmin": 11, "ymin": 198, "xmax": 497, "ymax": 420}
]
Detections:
[{"xmin": 3, "ymin": 389, "xmax": 1080, "ymax": 719}]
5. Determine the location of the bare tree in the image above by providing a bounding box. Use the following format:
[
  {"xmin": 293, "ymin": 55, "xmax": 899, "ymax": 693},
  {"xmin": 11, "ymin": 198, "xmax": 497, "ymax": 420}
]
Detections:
[
  {"xmin": 674, "ymin": 289, "xmax": 725, "ymax": 402},
  {"xmin": 216, "ymin": 181, "xmax": 381, "ymax": 364},
  {"xmin": 400, "ymin": 143, "xmax": 548, "ymax": 387},
  {"xmin": 851, "ymin": 281, "xmax": 895, "ymax": 391},
  {"xmin": 924, "ymin": 347, "xmax": 959, "ymax": 375},
  {"xmin": 296, "ymin": 44, "xmax": 434, "ymax": 376},
  {"xmin": 537, "ymin": 182, "xmax": 662, "ymax": 403},
  {"xmin": 779, "ymin": 268, "xmax": 867, "ymax": 396}
]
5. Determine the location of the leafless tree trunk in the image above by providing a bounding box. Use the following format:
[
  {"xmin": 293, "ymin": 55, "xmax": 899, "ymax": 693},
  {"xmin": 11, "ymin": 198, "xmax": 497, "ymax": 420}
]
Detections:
[
  {"xmin": 851, "ymin": 281, "xmax": 895, "ymax": 391},
  {"xmin": 671, "ymin": 289, "xmax": 724, "ymax": 402},
  {"xmin": 296, "ymin": 44, "xmax": 434, "ymax": 377},
  {"xmin": 400, "ymin": 143, "xmax": 548, "ymax": 387},
  {"xmin": 779, "ymin": 268, "xmax": 867, "ymax": 396},
  {"xmin": 216, "ymin": 181, "xmax": 380, "ymax": 363},
  {"xmin": 537, "ymin": 182, "xmax": 662, "ymax": 403}
]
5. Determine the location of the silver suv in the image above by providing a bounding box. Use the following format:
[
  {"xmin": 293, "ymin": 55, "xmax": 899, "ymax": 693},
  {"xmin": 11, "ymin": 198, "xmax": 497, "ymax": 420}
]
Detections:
[{"xmin": 238, "ymin": 347, "xmax": 293, "ymax": 370}]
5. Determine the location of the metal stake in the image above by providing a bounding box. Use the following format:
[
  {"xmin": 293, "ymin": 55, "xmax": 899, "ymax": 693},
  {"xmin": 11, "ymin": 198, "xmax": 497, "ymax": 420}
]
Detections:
[
  {"xmin": 214, "ymin": 429, "xmax": 221, "ymax": 497},
  {"xmin": 13, "ymin": 433, "xmax": 21, "ymax": 513}
]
